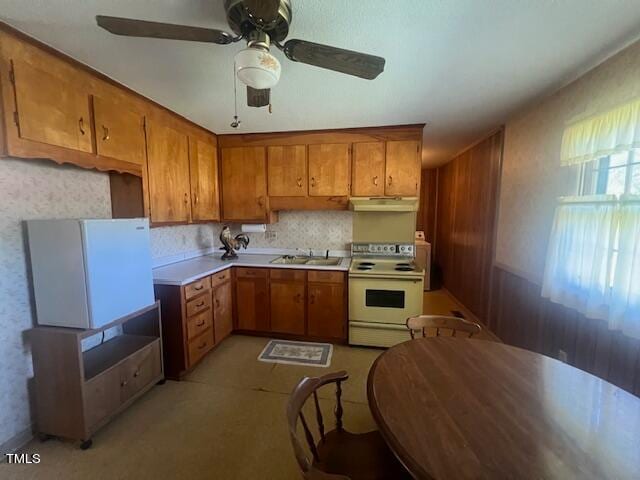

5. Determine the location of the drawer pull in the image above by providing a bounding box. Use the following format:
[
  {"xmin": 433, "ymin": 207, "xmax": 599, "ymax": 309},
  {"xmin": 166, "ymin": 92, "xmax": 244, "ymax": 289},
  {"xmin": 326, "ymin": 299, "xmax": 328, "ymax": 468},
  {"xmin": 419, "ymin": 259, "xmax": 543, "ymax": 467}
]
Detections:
[
  {"xmin": 310, "ymin": 294, "xmax": 315, "ymax": 304},
  {"xmin": 373, "ymin": 175, "xmax": 379, "ymax": 186},
  {"xmin": 198, "ymin": 342, "xmax": 207, "ymax": 350},
  {"xmin": 196, "ymin": 301, "xmax": 205, "ymax": 307},
  {"xmin": 133, "ymin": 370, "xmax": 140, "ymax": 378},
  {"xmin": 194, "ymin": 285, "xmax": 204, "ymax": 291},
  {"xmin": 196, "ymin": 320, "xmax": 205, "ymax": 327},
  {"xmin": 120, "ymin": 380, "xmax": 128, "ymax": 387},
  {"xmin": 215, "ymin": 299, "xmax": 221, "ymax": 308}
]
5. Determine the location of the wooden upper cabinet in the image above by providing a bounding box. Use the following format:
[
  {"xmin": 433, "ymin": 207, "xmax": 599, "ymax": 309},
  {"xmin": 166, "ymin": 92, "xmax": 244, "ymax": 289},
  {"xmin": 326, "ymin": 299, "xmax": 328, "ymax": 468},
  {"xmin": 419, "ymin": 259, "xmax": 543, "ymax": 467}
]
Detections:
[
  {"xmin": 146, "ymin": 120, "xmax": 191, "ymax": 223},
  {"xmin": 267, "ymin": 145, "xmax": 307, "ymax": 197},
  {"xmin": 308, "ymin": 143, "xmax": 351, "ymax": 196},
  {"xmin": 11, "ymin": 59, "xmax": 93, "ymax": 153},
  {"xmin": 220, "ymin": 146, "xmax": 267, "ymax": 221},
  {"xmin": 385, "ymin": 140, "xmax": 422, "ymax": 196},
  {"xmin": 352, "ymin": 142, "xmax": 385, "ymax": 196},
  {"xmin": 92, "ymin": 96, "xmax": 146, "ymax": 166},
  {"xmin": 189, "ymin": 137, "xmax": 220, "ymax": 222}
]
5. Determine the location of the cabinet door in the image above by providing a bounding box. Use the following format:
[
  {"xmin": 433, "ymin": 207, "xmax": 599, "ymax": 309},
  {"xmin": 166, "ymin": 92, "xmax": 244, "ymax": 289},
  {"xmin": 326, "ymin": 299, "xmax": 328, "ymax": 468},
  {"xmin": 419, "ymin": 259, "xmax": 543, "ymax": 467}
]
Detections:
[
  {"xmin": 213, "ymin": 281, "xmax": 233, "ymax": 342},
  {"xmin": 120, "ymin": 341, "xmax": 162, "ymax": 402},
  {"xmin": 308, "ymin": 143, "xmax": 351, "ymax": 196},
  {"xmin": 307, "ymin": 283, "xmax": 345, "ymax": 339},
  {"xmin": 267, "ymin": 145, "xmax": 307, "ymax": 196},
  {"xmin": 84, "ymin": 368, "xmax": 121, "ymax": 430},
  {"xmin": 93, "ymin": 95, "xmax": 146, "ymax": 165},
  {"xmin": 270, "ymin": 280, "xmax": 306, "ymax": 335},
  {"xmin": 12, "ymin": 59, "xmax": 93, "ymax": 152},
  {"xmin": 385, "ymin": 140, "xmax": 421, "ymax": 196},
  {"xmin": 235, "ymin": 273, "xmax": 269, "ymax": 331},
  {"xmin": 146, "ymin": 120, "xmax": 191, "ymax": 223},
  {"xmin": 220, "ymin": 147, "xmax": 267, "ymax": 221},
  {"xmin": 189, "ymin": 137, "xmax": 220, "ymax": 221},
  {"xmin": 352, "ymin": 142, "xmax": 385, "ymax": 196}
]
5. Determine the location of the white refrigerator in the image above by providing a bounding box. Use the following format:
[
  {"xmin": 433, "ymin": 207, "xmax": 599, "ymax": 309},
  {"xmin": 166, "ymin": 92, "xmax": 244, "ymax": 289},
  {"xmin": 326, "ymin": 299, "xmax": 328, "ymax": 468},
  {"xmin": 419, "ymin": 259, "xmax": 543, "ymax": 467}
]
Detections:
[{"xmin": 26, "ymin": 218, "xmax": 155, "ymax": 329}]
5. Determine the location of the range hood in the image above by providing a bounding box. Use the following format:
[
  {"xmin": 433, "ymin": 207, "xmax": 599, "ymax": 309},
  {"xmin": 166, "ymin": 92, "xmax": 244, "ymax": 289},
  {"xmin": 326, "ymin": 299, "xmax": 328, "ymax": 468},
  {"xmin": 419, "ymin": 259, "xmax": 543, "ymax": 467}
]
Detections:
[{"xmin": 349, "ymin": 197, "xmax": 419, "ymax": 212}]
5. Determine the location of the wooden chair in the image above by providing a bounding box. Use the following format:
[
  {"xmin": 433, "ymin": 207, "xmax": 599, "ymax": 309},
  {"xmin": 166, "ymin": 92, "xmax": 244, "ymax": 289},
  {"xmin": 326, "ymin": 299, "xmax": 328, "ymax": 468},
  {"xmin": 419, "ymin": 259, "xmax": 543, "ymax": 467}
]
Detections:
[
  {"xmin": 287, "ymin": 371, "xmax": 410, "ymax": 480},
  {"xmin": 406, "ymin": 315, "xmax": 482, "ymax": 339}
]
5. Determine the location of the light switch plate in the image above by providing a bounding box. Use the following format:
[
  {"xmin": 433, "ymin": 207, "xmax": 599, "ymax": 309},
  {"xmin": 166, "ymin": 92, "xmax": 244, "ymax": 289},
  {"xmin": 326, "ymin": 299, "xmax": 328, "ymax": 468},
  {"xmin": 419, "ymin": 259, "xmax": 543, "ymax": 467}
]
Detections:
[{"xmin": 265, "ymin": 231, "xmax": 277, "ymax": 241}]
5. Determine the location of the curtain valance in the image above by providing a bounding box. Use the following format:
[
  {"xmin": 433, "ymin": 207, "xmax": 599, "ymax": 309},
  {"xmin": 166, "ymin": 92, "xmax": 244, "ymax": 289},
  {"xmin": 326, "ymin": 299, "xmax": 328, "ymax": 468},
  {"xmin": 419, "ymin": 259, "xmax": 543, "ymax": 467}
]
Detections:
[{"xmin": 560, "ymin": 97, "xmax": 640, "ymax": 166}]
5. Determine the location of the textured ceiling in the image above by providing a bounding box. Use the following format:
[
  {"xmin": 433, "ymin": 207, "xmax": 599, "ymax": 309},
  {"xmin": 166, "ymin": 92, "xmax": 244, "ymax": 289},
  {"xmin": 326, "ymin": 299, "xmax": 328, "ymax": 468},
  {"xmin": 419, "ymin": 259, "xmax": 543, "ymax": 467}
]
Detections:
[{"xmin": 1, "ymin": 1, "xmax": 640, "ymax": 166}]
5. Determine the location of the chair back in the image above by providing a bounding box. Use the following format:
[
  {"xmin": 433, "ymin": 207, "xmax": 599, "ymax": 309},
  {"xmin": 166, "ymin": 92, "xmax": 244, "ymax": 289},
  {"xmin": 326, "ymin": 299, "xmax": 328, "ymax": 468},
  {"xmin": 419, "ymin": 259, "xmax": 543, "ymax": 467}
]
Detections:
[
  {"xmin": 287, "ymin": 371, "xmax": 351, "ymax": 480},
  {"xmin": 406, "ymin": 315, "xmax": 482, "ymax": 339}
]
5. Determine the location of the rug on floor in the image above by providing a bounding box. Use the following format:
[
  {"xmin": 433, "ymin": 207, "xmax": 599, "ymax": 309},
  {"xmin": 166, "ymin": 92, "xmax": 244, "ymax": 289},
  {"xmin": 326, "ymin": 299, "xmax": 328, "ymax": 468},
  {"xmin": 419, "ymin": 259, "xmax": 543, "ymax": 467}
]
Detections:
[{"xmin": 258, "ymin": 339, "xmax": 333, "ymax": 367}]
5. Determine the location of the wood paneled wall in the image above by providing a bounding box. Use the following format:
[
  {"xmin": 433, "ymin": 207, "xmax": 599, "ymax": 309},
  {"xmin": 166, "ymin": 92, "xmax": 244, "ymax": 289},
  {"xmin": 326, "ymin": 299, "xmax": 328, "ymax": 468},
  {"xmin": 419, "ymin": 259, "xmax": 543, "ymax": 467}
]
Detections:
[
  {"xmin": 416, "ymin": 169, "xmax": 437, "ymax": 244},
  {"xmin": 435, "ymin": 130, "xmax": 503, "ymax": 320},
  {"xmin": 490, "ymin": 266, "xmax": 640, "ymax": 396}
]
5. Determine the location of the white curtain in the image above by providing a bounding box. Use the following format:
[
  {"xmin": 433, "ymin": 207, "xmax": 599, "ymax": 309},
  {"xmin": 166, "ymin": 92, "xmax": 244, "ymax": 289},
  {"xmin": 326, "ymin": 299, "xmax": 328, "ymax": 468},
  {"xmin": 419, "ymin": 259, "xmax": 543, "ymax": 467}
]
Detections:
[
  {"xmin": 542, "ymin": 196, "xmax": 617, "ymax": 320},
  {"xmin": 609, "ymin": 196, "xmax": 640, "ymax": 338},
  {"xmin": 542, "ymin": 195, "xmax": 640, "ymax": 339},
  {"xmin": 560, "ymin": 97, "xmax": 640, "ymax": 166}
]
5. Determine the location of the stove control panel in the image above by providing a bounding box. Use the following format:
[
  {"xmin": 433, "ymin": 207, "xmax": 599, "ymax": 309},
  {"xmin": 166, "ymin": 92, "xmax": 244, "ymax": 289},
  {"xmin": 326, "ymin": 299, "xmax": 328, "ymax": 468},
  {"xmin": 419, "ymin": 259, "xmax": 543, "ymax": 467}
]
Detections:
[{"xmin": 351, "ymin": 243, "xmax": 414, "ymax": 256}]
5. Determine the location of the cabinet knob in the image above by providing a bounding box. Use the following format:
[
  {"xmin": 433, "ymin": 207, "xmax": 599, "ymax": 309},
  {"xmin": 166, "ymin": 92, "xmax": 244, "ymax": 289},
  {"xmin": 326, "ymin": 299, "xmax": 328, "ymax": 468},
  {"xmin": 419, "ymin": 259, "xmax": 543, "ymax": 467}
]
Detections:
[
  {"xmin": 102, "ymin": 125, "xmax": 110, "ymax": 141},
  {"xmin": 78, "ymin": 117, "xmax": 86, "ymax": 135}
]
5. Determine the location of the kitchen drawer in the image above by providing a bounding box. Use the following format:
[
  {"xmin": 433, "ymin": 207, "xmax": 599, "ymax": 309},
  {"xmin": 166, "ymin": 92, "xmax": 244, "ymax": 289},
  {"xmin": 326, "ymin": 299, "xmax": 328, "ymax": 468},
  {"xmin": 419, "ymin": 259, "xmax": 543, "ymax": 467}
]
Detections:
[
  {"xmin": 235, "ymin": 267, "xmax": 268, "ymax": 279},
  {"xmin": 184, "ymin": 277, "xmax": 212, "ymax": 300},
  {"xmin": 186, "ymin": 309, "xmax": 213, "ymax": 341},
  {"xmin": 308, "ymin": 270, "xmax": 344, "ymax": 284},
  {"xmin": 187, "ymin": 328, "xmax": 215, "ymax": 366},
  {"xmin": 270, "ymin": 269, "xmax": 306, "ymax": 281},
  {"xmin": 120, "ymin": 340, "xmax": 162, "ymax": 402},
  {"xmin": 211, "ymin": 268, "xmax": 231, "ymax": 289},
  {"xmin": 186, "ymin": 292, "xmax": 212, "ymax": 317}
]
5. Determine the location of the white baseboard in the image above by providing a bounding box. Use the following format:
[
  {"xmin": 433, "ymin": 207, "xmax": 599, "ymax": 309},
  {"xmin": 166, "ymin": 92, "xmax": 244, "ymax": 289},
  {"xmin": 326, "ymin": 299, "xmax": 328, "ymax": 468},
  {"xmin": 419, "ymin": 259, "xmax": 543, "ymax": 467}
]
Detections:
[{"xmin": 0, "ymin": 426, "xmax": 33, "ymax": 460}]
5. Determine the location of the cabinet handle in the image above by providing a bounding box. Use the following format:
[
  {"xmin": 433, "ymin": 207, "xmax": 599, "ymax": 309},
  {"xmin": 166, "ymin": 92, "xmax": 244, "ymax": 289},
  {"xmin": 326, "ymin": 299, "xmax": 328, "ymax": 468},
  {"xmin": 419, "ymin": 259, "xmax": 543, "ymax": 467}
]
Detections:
[
  {"xmin": 194, "ymin": 285, "xmax": 204, "ymax": 291},
  {"xmin": 196, "ymin": 320, "xmax": 205, "ymax": 327},
  {"xmin": 198, "ymin": 342, "xmax": 207, "ymax": 350},
  {"xmin": 388, "ymin": 175, "xmax": 393, "ymax": 186},
  {"xmin": 294, "ymin": 293, "xmax": 301, "ymax": 303},
  {"xmin": 215, "ymin": 299, "xmax": 221, "ymax": 308},
  {"xmin": 193, "ymin": 192, "xmax": 199, "ymax": 204},
  {"xmin": 102, "ymin": 125, "xmax": 110, "ymax": 141},
  {"xmin": 257, "ymin": 196, "xmax": 264, "ymax": 207},
  {"xmin": 310, "ymin": 177, "xmax": 316, "ymax": 187},
  {"xmin": 120, "ymin": 379, "xmax": 128, "ymax": 387},
  {"xmin": 196, "ymin": 300, "xmax": 205, "ymax": 307},
  {"xmin": 78, "ymin": 117, "xmax": 86, "ymax": 135},
  {"xmin": 297, "ymin": 177, "xmax": 303, "ymax": 188},
  {"xmin": 133, "ymin": 370, "xmax": 140, "ymax": 378},
  {"xmin": 373, "ymin": 175, "xmax": 378, "ymax": 186},
  {"xmin": 310, "ymin": 294, "xmax": 315, "ymax": 304},
  {"xmin": 184, "ymin": 192, "xmax": 189, "ymax": 205}
]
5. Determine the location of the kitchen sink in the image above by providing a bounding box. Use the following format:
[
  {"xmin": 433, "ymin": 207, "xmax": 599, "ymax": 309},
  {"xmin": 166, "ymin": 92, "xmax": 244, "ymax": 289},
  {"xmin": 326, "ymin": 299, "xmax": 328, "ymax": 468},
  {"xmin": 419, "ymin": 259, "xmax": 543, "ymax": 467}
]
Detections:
[
  {"xmin": 305, "ymin": 257, "xmax": 342, "ymax": 266},
  {"xmin": 270, "ymin": 256, "xmax": 342, "ymax": 266}
]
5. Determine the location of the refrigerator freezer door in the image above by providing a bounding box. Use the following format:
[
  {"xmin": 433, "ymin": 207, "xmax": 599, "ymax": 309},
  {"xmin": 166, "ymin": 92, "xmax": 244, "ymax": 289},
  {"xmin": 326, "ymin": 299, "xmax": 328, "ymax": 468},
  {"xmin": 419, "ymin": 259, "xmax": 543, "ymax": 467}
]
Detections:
[{"xmin": 81, "ymin": 219, "xmax": 155, "ymax": 328}]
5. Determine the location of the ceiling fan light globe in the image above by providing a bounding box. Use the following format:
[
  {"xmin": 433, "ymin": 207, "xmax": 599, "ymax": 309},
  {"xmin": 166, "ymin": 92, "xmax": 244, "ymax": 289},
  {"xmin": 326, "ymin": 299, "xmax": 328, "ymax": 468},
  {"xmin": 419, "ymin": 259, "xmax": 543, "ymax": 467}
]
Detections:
[{"xmin": 234, "ymin": 47, "xmax": 281, "ymax": 89}]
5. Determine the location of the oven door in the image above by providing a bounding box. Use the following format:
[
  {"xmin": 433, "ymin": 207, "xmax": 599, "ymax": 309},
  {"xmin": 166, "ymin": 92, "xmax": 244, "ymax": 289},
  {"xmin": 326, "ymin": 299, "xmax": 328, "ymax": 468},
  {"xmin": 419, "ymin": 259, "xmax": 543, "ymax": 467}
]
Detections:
[{"xmin": 349, "ymin": 276, "xmax": 423, "ymax": 324}]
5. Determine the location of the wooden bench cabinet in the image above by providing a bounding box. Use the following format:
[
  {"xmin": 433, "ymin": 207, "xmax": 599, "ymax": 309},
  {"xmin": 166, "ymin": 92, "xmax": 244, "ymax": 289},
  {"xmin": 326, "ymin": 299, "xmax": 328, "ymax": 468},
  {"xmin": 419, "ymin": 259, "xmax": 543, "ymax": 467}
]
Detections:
[
  {"xmin": 155, "ymin": 269, "xmax": 233, "ymax": 380},
  {"xmin": 29, "ymin": 302, "xmax": 163, "ymax": 447}
]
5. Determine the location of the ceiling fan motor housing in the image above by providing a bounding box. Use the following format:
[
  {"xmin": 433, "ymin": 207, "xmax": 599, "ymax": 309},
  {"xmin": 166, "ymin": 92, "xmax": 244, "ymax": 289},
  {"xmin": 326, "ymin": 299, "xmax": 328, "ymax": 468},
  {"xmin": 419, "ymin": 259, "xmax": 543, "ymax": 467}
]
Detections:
[{"xmin": 224, "ymin": 0, "xmax": 292, "ymax": 42}]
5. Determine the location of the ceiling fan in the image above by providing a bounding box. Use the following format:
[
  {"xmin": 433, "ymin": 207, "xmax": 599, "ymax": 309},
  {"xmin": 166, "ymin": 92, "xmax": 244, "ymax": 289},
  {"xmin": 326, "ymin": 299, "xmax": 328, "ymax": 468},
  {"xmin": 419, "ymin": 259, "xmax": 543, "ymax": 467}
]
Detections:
[{"xmin": 96, "ymin": 0, "xmax": 386, "ymax": 108}]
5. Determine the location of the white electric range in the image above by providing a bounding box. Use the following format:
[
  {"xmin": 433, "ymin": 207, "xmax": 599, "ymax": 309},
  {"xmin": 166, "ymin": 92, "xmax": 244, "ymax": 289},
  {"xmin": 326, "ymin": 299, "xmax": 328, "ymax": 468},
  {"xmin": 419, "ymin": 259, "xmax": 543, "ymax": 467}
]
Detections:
[{"xmin": 348, "ymin": 242, "xmax": 424, "ymax": 347}]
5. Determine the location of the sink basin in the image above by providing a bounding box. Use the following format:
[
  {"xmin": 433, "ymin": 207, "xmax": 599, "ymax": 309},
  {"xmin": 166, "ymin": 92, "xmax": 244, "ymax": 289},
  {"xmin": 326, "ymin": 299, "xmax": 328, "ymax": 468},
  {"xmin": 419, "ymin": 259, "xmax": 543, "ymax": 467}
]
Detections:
[
  {"xmin": 270, "ymin": 256, "xmax": 342, "ymax": 266},
  {"xmin": 305, "ymin": 257, "xmax": 342, "ymax": 266}
]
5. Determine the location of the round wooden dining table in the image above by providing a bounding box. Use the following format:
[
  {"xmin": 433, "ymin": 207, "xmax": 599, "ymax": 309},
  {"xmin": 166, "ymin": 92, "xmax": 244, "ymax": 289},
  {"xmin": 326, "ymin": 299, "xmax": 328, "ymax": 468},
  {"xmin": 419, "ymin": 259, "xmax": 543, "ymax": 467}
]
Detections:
[{"xmin": 367, "ymin": 337, "xmax": 640, "ymax": 480}]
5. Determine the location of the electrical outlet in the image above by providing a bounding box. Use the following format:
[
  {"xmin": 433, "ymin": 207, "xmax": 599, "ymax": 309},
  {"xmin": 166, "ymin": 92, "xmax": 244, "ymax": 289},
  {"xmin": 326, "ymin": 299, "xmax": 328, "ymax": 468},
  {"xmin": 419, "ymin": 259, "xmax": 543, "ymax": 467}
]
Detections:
[
  {"xmin": 558, "ymin": 349, "xmax": 568, "ymax": 363},
  {"xmin": 265, "ymin": 230, "xmax": 277, "ymax": 241}
]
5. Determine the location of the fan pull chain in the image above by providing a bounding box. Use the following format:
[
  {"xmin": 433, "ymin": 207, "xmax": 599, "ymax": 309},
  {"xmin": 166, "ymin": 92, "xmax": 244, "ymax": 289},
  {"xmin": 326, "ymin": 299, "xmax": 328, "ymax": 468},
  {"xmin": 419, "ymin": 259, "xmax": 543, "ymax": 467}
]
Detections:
[{"xmin": 230, "ymin": 61, "xmax": 241, "ymax": 128}]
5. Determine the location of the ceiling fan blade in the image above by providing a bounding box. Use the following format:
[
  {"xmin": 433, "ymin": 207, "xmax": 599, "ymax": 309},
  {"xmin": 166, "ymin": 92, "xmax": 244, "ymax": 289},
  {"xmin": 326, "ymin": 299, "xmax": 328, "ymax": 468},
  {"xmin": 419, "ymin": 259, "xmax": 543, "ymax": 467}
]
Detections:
[
  {"xmin": 282, "ymin": 39, "xmax": 385, "ymax": 80},
  {"xmin": 247, "ymin": 87, "xmax": 271, "ymax": 107},
  {"xmin": 244, "ymin": 0, "xmax": 281, "ymax": 24},
  {"xmin": 96, "ymin": 15, "xmax": 233, "ymax": 44}
]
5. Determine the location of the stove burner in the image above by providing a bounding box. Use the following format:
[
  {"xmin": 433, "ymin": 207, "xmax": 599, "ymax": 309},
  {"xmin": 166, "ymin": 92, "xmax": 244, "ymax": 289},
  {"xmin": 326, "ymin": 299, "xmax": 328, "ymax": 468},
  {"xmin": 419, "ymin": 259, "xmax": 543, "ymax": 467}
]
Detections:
[
  {"xmin": 357, "ymin": 266, "xmax": 373, "ymax": 271},
  {"xmin": 358, "ymin": 262, "xmax": 376, "ymax": 267},
  {"xmin": 396, "ymin": 263, "xmax": 411, "ymax": 267},
  {"xmin": 395, "ymin": 266, "xmax": 415, "ymax": 272}
]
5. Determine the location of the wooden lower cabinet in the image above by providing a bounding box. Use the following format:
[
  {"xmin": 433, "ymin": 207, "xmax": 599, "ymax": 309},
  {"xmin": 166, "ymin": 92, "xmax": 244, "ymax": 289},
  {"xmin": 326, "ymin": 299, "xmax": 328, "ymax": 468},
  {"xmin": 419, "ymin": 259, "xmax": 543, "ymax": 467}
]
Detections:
[
  {"xmin": 307, "ymin": 275, "xmax": 346, "ymax": 340},
  {"xmin": 235, "ymin": 268, "xmax": 270, "ymax": 332},
  {"xmin": 270, "ymin": 270, "xmax": 306, "ymax": 335},
  {"xmin": 155, "ymin": 270, "xmax": 233, "ymax": 380}
]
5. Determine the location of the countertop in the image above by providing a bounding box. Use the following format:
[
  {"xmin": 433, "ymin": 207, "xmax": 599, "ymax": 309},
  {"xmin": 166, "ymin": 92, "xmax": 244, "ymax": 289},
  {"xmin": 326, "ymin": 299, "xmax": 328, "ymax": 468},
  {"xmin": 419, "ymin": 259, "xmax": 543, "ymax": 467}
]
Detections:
[{"xmin": 152, "ymin": 253, "xmax": 351, "ymax": 286}]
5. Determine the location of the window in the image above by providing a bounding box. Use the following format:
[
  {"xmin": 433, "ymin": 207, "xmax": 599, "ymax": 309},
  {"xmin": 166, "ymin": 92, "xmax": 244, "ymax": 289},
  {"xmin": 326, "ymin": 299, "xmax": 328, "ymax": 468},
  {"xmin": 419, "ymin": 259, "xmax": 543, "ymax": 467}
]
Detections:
[{"xmin": 581, "ymin": 149, "xmax": 640, "ymax": 196}]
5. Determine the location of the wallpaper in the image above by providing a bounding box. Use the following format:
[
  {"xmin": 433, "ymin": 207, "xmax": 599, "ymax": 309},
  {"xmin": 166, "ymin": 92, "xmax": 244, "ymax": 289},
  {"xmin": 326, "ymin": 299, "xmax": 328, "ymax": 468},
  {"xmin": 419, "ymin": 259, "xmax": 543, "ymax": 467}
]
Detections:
[
  {"xmin": 0, "ymin": 158, "xmax": 112, "ymax": 449},
  {"xmin": 496, "ymin": 38, "xmax": 640, "ymax": 283},
  {"xmin": 0, "ymin": 157, "xmax": 353, "ymax": 449}
]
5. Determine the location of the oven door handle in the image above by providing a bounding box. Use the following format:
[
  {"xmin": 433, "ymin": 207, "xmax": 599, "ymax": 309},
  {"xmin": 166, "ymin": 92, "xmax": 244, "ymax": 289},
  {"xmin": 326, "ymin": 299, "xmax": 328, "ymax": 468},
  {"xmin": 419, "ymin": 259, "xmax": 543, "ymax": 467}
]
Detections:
[
  {"xmin": 348, "ymin": 274, "xmax": 423, "ymax": 282},
  {"xmin": 349, "ymin": 321, "xmax": 409, "ymax": 331}
]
